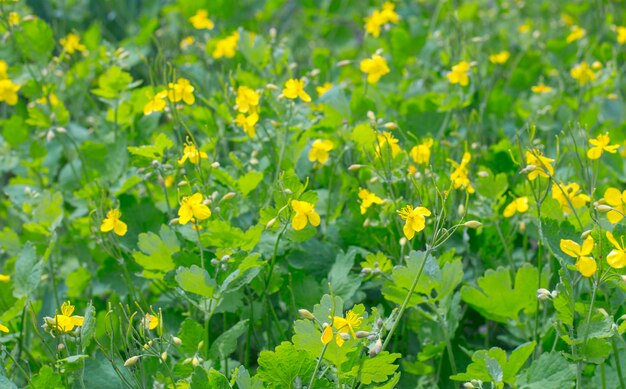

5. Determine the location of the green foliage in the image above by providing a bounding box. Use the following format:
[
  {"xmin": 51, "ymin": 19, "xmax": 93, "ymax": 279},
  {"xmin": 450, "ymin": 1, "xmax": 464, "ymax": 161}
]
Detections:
[
  {"xmin": 132, "ymin": 225, "xmax": 179, "ymax": 279},
  {"xmin": 256, "ymin": 342, "xmax": 315, "ymax": 388}
]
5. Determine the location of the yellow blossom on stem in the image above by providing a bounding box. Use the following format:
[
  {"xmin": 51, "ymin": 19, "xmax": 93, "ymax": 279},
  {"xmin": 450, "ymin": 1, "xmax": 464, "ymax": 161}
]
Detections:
[
  {"xmin": 100, "ymin": 209, "xmax": 128, "ymax": 236},
  {"xmin": 358, "ymin": 188, "xmax": 383, "ymax": 214},
  {"xmin": 0, "ymin": 274, "xmax": 9, "ymax": 282},
  {"xmin": 178, "ymin": 193, "xmax": 211, "ymax": 225},
  {"xmin": 551, "ymin": 183, "xmax": 589, "ymax": 215},
  {"xmin": 398, "ymin": 205, "xmax": 431, "ymax": 240},
  {"xmin": 570, "ymin": 62, "xmax": 596, "ymax": 86},
  {"xmin": 180, "ymin": 36, "xmax": 195, "ymax": 50},
  {"xmin": 364, "ymin": 2, "xmax": 398, "ymax": 38},
  {"xmin": 213, "ymin": 32, "xmax": 239, "ymax": 59},
  {"xmin": 235, "ymin": 112, "xmax": 259, "ymax": 138},
  {"xmin": 560, "ymin": 236, "xmax": 596, "ymax": 277},
  {"xmin": 52, "ymin": 301, "xmax": 84, "ymax": 332},
  {"xmin": 0, "ymin": 79, "xmax": 20, "ymax": 106},
  {"xmin": 360, "ymin": 54, "xmax": 390, "ymax": 84},
  {"xmin": 606, "ymin": 232, "xmax": 626, "ymax": 269},
  {"xmin": 525, "ymin": 149, "xmax": 554, "ymax": 180},
  {"xmin": 603, "ymin": 187, "xmax": 626, "ymax": 224},
  {"xmin": 178, "ymin": 139, "xmax": 207, "ymax": 165},
  {"xmin": 566, "ymin": 25, "xmax": 586, "ymax": 43},
  {"xmin": 316, "ymin": 82, "xmax": 333, "ymax": 97},
  {"xmin": 321, "ymin": 310, "xmax": 363, "ymax": 347},
  {"xmin": 8, "ymin": 12, "xmax": 19, "ymax": 26},
  {"xmin": 143, "ymin": 91, "xmax": 168, "ymax": 115},
  {"xmin": 587, "ymin": 133, "xmax": 619, "ymax": 160},
  {"xmin": 409, "ymin": 138, "xmax": 434, "ymax": 165},
  {"xmin": 503, "ymin": 196, "xmax": 529, "ymax": 218},
  {"xmin": 291, "ymin": 200, "xmax": 320, "ymax": 231},
  {"xmin": 531, "ymin": 83, "xmax": 552, "ymax": 94},
  {"xmin": 189, "ymin": 10, "xmax": 214, "ymax": 30},
  {"xmin": 283, "ymin": 79, "xmax": 311, "ymax": 102},
  {"xmin": 168, "ymin": 78, "xmax": 195, "ymax": 105},
  {"xmin": 143, "ymin": 313, "xmax": 159, "ymax": 330},
  {"xmin": 489, "ymin": 51, "xmax": 510, "ymax": 64},
  {"xmin": 447, "ymin": 61, "xmax": 470, "ymax": 86},
  {"xmin": 308, "ymin": 139, "xmax": 334, "ymax": 164},
  {"xmin": 0, "ymin": 60, "xmax": 7, "ymax": 80},
  {"xmin": 235, "ymin": 86, "xmax": 260, "ymax": 114},
  {"xmin": 0, "ymin": 323, "xmax": 8, "ymax": 333},
  {"xmin": 60, "ymin": 33, "xmax": 86, "ymax": 54},
  {"xmin": 618, "ymin": 26, "xmax": 626, "ymax": 44},
  {"xmin": 449, "ymin": 152, "xmax": 474, "ymax": 193},
  {"xmin": 376, "ymin": 132, "xmax": 401, "ymax": 158}
]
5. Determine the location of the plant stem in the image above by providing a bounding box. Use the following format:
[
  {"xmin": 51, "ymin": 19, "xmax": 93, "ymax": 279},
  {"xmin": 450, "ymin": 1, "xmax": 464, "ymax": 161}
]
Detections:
[{"xmin": 308, "ymin": 343, "xmax": 328, "ymax": 389}]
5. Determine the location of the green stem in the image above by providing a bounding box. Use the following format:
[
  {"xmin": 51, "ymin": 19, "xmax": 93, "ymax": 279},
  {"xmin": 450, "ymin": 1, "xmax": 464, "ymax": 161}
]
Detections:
[
  {"xmin": 612, "ymin": 335, "xmax": 626, "ymax": 389},
  {"xmin": 308, "ymin": 343, "xmax": 328, "ymax": 389}
]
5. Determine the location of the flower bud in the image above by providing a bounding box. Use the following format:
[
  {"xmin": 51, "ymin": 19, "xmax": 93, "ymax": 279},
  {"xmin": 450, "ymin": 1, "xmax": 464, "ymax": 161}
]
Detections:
[
  {"xmin": 348, "ymin": 164, "xmax": 363, "ymax": 171},
  {"xmin": 369, "ymin": 176, "xmax": 379, "ymax": 184},
  {"xmin": 46, "ymin": 130, "xmax": 55, "ymax": 142},
  {"xmin": 124, "ymin": 356, "xmax": 140, "ymax": 367},
  {"xmin": 383, "ymin": 122, "xmax": 397, "ymax": 130},
  {"xmin": 463, "ymin": 383, "xmax": 475, "ymax": 389},
  {"xmin": 161, "ymin": 352, "xmax": 168, "ymax": 361},
  {"xmin": 177, "ymin": 180, "xmax": 188, "ymax": 187},
  {"xmin": 520, "ymin": 165, "xmax": 537, "ymax": 174},
  {"xmin": 336, "ymin": 59, "xmax": 352, "ymax": 67},
  {"xmin": 458, "ymin": 204, "xmax": 466, "ymax": 217},
  {"xmin": 367, "ymin": 111, "xmax": 376, "ymax": 121},
  {"xmin": 266, "ymin": 217, "xmax": 278, "ymax": 229},
  {"xmin": 265, "ymin": 83, "xmax": 278, "ymax": 90},
  {"xmin": 399, "ymin": 237, "xmax": 408, "ymax": 247},
  {"xmin": 369, "ymin": 339, "xmax": 382, "ymax": 357},
  {"xmin": 56, "ymin": 127, "xmax": 67, "ymax": 134},
  {"xmin": 464, "ymin": 220, "xmax": 482, "ymax": 229},
  {"xmin": 210, "ymin": 162, "xmax": 220, "ymax": 169},
  {"xmin": 361, "ymin": 267, "xmax": 372, "ymax": 275},
  {"xmin": 596, "ymin": 205, "xmax": 613, "ymax": 212},
  {"xmin": 598, "ymin": 308, "xmax": 609, "ymax": 318},
  {"xmin": 355, "ymin": 331, "xmax": 370, "ymax": 338},
  {"xmin": 477, "ymin": 170, "xmax": 489, "ymax": 178},
  {"xmin": 298, "ymin": 309, "xmax": 315, "ymax": 320},
  {"xmin": 537, "ymin": 288, "xmax": 551, "ymax": 300},
  {"xmin": 519, "ymin": 221, "xmax": 526, "ymax": 234},
  {"xmin": 581, "ymin": 230, "xmax": 592, "ymax": 239},
  {"xmin": 57, "ymin": 343, "xmax": 65, "ymax": 351},
  {"xmin": 192, "ymin": 356, "xmax": 200, "ymax": 367},
  {"xmin": 221, "ymin": 192, "xmax": 236, "ymax": 201},
  {"xmin": 172, "ymin": 336, "xmax": 182, "ymax": 345}
]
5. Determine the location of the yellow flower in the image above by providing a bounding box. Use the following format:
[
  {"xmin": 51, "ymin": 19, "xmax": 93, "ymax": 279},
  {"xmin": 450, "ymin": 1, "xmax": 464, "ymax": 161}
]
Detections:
[
  {"xmin": 358, "ymin": 188, "xmax": 383, "ymax": 214},
  {"xmin": 189, "ymin": 10, "xmax": 214, "ymax": 30},
  {"xmin": 0, "ymin": 323, "xmax": 8, "ymax": 333},
  {"xmin": 617, "ymin": 26, "xmax": 626, "ymax": 44},
  {"xmin": 587, "ymin": 133, "xmax": 619, "ymax": 160},
  {"xmin": 316, "ymin": 82, "xmax": 332, "ymax": 97},
  {"xmin": 168, "ymin": 78, "xmax": 195, "ymax": 105},
  {"xmin": 290, "ymin": 200, "xmax": 320, "ymax": 231},
  {"xmin": 308, "ymin": 139, "xmax": 334, "ymax": 164},
  {"xmin": 398, "ymin": 205, "xmax": 431, "ymax": 240},
  {"xmin": 561, "ymin": 13, "xmax": 574, "ymax": 26},
  {"xmin": 570, "ymin": 62, "xmax": 596, "ymax": 86},
  {"xmin": 560, "ymin": 236, "xmax": 596, "ymax": 277},
  {"xmin": 143, "ymin": 91, "xmax": 168, "ymax": 115},
  {"xmin": 283, "ymin": 79, "xmax": 311, "ymax": 102},
  {"xmin": 178, "ymin": 139, "xmax": 207, "ymax": 165},
  {"xmin": 0, "ymin": 79, "xmax": 20, "ymax": 106},
  {"xmin": 8, "ymin": 12, "xmax": 19, "ymax": 26},
  {"xmin": 447, "ymin": 61, "xmax": 470, "ymax": 86},
  {"xmin": 213, "ymin": 31, "xmax": 239, "ymax": 59},
  {"xmin": 518, "ymin": 24, "xmax": 530, "ymax": 33},
  {"xmin": 606, "ymin": 232, "xmax": 626, "ymax": 269},
  {"xmin": 551, "ymin": 183, "xmax": 589, "ymax": 215},
  {"xmin": 380, "ymin": 2, "xmax": 400, "ymax": 24},
  {"xmin": 235, "ymin": 112, "xmax": 259, "ymax": 138},
  {"xmin": 0, "ymin": 274, "xmax": 9, "ymax": 282},
  {"xmin": 36, "ymin": 92, "xmax": 59, "ymax": 106},
  {"xmin": 180, "ymin": 36, "xmax": 195, "ymax": 50},
  {"xmin": 52, "ymin": 301, "xmax": 85, "ymax": 332},
  {"xmin": 376, "ymin": 131, "xmax": 401, "ymax": 158},
  {"xmin": 566, "ymin": 25, "xmax": 586, "ymax": 43},
  {"xmin": 236, "ymin": 86, "xmax": 260, "ymax": 114},
  {"xmin": 364, "ymin": 2, "xmax": 399, "ymax": 38},
  {"xmin": 489, "ymin": 51, "xmax": 510, "ymax": 64},
  {"xmin": 100, "ymin": 209, "xmax": 128, "ymax": 236},
  {"xmin": 409, "ymin": 138, "xmax": 434, "ymax": 165},
  {"xmin": 449, "ymin": 152, "xmax": 474, "ymax": 193},
  {"xmin": 321, "ymin": 310, "xmax": 363, "ymax": 347},
  {"xmin": 603, "ymin": 187, "xmax": 626, "ymax": 224},
  {"xmin": 503, "ymin": 196, "xmax": 529, "ymax": 218},
  {"xmin": 0, "ymin": 60, "xmax": 7, "ymax": 79},
  {"xmin": 531, "ymin": 83, "xmax": 552, "ymax": 94},
  {"xmin": 142, "ymin": 313, "xmax": 159, "ymax": 330},
  {"xmin": 525, "ymin": 149, "xmax": 554, "ymax": 180},
  {"xmin": 60, "ymin": 33, "xmax": 86, "ymax": 54},
  {"xmin": 178, "ymin": 193, "xmax": 211, "ymax": 225},
  {"xmin": 360, "ymin": 54, "xmax": 390, "ymax": 84}
]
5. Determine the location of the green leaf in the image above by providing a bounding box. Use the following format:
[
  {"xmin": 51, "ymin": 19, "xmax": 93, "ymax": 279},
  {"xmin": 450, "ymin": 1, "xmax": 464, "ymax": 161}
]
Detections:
[
  {"xmin": 81, "ymin": 303, "xmax": 96, "ymax": 351},
  {"xmin": 92, "ymin": 66, "xmax": 134, "ymax": 99},
  {"xmin": 319, "ymin": 86, "xmax": 351, "ymax": 120},
  {"xmin": 13, "ymin": 242, "xmax": 42, "ymax": 298},
  {"xmin": 476, "ymin": 173, "xmax": 508, "ymax": 201},
  {"xmin": 461, "ymin": 264, "xmax": 547, "ymax": 323},
  {"xmin": 328, "ymin": 248, "xmax": 362, "ymax": 302},
  {"xmin": 517, "ymin": 352, "xmax": 576, "ymax": 388},
  {"xmin": 209, "ymin": 368, "xmax": 232, "ymax": 388},
  {"xmin": 345, "ymin": 352, "xmax": 401, "ymax": 385},
  {"xmin": 579, "ymin": 338, "xmax": 612, "ymax": 364},
  {"xmin": 66, "ymin": 267, "xmax": 91, "ymax": 298},
  {"xmin": 132, "ymin": 225, "xmax": 179, "ymax": 279},
  {"xmin": 176, "ymin": 265, "xmax": 216, "ymax": 298},
  {"xmin": 209, "ymin": 320, "xmax": 248, "ymax": 360},
  {"xmin": 14, "ymin": 19, "xmax": 55, "ymax": 62},
  {"xmin": 0, "ymin": 375, "xmax": 18, "ymax": 389},
  {"xmin": 127, "ymin": 133, "xmax": 173, "ymax": 160},
  {"xmin": 28, "ymin": 365, "xmax": 63, "ymax": 389},
  {"xmin": 177, "ymin": 319, "xmax": 204, "ymax": 355},
  {"xmin": 237, "ymin": 171, "xmax": 264, "ymax": 197},
  {"xmin": 33, "ymin": 191, "xmax": 64, "ymax": 232},
  {"xmin": 256, "ymin": 342, "xmax": 315, "ymax": 388},
  {"xmin": 351, "ymin": 123, "xmax": 376, "ymax": 152}
]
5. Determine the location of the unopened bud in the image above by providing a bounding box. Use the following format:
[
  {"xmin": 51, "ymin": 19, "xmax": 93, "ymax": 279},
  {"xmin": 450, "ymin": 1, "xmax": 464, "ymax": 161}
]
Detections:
[
  {"xmin": 369, "ymin": 176, "xmax": 379, "ymax": 184},
  {"xmin": 221, "ymin": 192, "xmax": 236, "ymax": 201},
  {"xmin": 46, "ymin": 130, "xmax": 55, "ymax": 142},
  {"xmin": 596, "ymin": 204, "xmax": 613, "ymax": 212},
  {"xmin": 622, "ymin": 275, "xmax": 626, "ymax": 283},
  {"xmin": 520, "ymin": 165, "xmax": 537, "ymax": 174},
  {"xmin": 361, "ymin": 267, "xmax": 372, "ymax": 275},
  {"xmin": 367, "ymin": 111, "xmax": 376, "ymax": 121},
  {"xmin": 192, "ymin": 356, "xmax": 200, "ymax": 367},
  {"xmin": 581, "ymin": 230, "xmax": 592, "ymax": 239},
  {"xmin": 463, "ymin": 383, "xmax": 475, "ymax": 389},
  {"xmin": 269, "ymin": 28, "xmax": 277, "ymax": 39},
  {"xmin": 336, "ymin": 59, "xmax": 352, "ymax": 67},
  {"xmin": 519, "ymin": 221, "xmax": 526, "ymax": 233},
  {"xmin": 169, "ymin": 218, "xmax": 180, "ymax": 225},
  {"xmin": 348, "ymin": 164, "xmax": 363, "ymax": 171},
  {"xmin": 309, "ymin": 68, "xmax": 320, "ymax": 77},
  {"xmin": 57, "ymin": 343, "xmax": 65, "ymax": 351},
  {"xmin": 383, "ymin": 122, "xmax": 397, "ymax": 130},
  {"xmin": 369, "ymin": 339, "xmax": 382, "ymax": 357},
  {"xmin": 464, "ymin": 220, "xmax": 482, "ymax": 229},
  {"xmin": 458, "ymin": 204, "xmax": 466, "ymax": 217},
  {"xmin": 265, "ymin": 83, "xmax": 278, "ymax": 90},
  {"xmin": 124, "ymin": 356, "xmax": 140, "ymax": 367},
  {"xmin": 266, "ymin": 217, "xmax": 278, "ymax": 229},
  {"xmin": 477, "ymin": 170, "xmax": 489, "ymax": 178},
  {"xmin": 161, "ymin": 352, "xmax": 168, "ymax": 361},
  {"xmin": 298, "ymin": 309, "xmax": 315, "ymax": 320},
  {"xmin": 537, "ymin": 288, "xmax": 551, "ymax": 300},
  {"xmin": 56, "ymin": 127, "xmax": 67, "ymax": 134},
  {"xmin": 172, "ymin": 336, "xmax": 182, "ymax": 345},
  {"xmin": 197, "ymin": 341, "xmax": 204, "ymax": 350},
  {"xmin": 399, "ymin": 237, "xmax": 408, "ymax": 247},
  {"xmin": 598, "ymin": 308, "xmax": 609, "ymax": 318},
  {"xmin": 339, "ymin": 332, "xmax": 350, "ymax": 341},
  {"xmin": 178, "ymin": 180, "xmax": 188, "ymax": 187},
  {"xmin": 210, "ymin": 162, "xmax": 220, "ymax": 169},
  {"xmin": 355, "ymin": 331, "xmax": 370, "ymax": 338}
]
